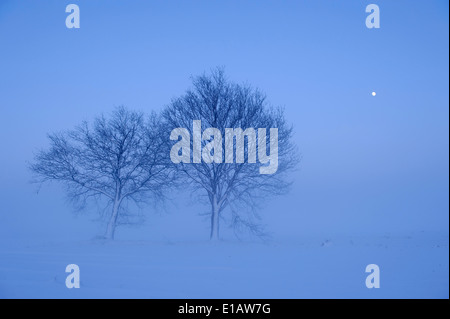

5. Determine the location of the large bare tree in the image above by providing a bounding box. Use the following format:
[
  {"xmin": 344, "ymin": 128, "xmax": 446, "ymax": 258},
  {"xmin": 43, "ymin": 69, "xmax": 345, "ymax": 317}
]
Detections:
[
  {"xmin": 163, "ymin": 69, "xmax": 298, "ymax": 240},
  {"xmin": 30, "ymin": 106, "xmax": 174, "ymax": 240}
]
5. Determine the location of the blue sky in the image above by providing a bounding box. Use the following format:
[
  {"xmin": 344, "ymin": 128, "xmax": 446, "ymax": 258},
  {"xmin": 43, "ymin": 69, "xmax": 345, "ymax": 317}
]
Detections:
[{"xmin": 0, "ymin": 0, "xmax": 448, "ymax": 241}]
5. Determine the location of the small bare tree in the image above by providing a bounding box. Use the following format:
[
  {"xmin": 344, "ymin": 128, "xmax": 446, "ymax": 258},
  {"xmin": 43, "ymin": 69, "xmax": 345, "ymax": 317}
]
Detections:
[
  {"xmin": 30, "ymin": 106, "xmax": 174, "ymax": 240},
  {"xmin": 163, "ymin": 69, "xmax": 298, "ymax": 240}
]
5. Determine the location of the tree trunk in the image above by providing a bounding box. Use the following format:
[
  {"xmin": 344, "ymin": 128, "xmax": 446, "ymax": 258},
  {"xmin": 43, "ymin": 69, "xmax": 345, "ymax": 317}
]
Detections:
[
  {"xmin": 210, "ymin": 195, "xmax": 220, "ymax": 240},
  {"xmin": 105, "ymin": 197, "xmax": 120, "ymax": 240}
]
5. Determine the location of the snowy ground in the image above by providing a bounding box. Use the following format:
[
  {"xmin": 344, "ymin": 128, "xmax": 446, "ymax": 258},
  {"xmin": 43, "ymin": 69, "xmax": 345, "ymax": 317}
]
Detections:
[{"xmin": 0, "ymin": 231, "xmax": 448, "ymax": 299}]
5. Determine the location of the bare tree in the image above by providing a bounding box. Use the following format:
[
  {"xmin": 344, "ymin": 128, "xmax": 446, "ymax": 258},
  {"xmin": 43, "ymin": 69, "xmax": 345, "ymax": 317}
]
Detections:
[
  {"xmin": 163, "ymin": 69, "xmax": 298, "ymax": 240},
  {"xmin": 30, "ymin": 106, "xmax": 174, "ymax": 240}
]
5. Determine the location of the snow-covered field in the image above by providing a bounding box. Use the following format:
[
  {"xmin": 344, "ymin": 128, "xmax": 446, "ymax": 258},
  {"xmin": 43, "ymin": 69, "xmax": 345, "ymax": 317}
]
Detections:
[{"xmin": 0, "ymin": 231, "xmax": 447, "ymax": 299}]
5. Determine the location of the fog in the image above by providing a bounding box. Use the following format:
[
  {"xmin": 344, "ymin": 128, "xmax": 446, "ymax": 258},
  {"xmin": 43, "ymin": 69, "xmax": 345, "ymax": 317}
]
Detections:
[{"xmin": 0, "ymin": 0, "xmax": 448, "ymax": 298}]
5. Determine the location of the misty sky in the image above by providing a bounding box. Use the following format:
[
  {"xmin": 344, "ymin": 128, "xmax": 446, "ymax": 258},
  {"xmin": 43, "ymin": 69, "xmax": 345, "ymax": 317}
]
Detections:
[{"xmin": 0, "ymin": 0, "xmax": 448, "ymax": 242}]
